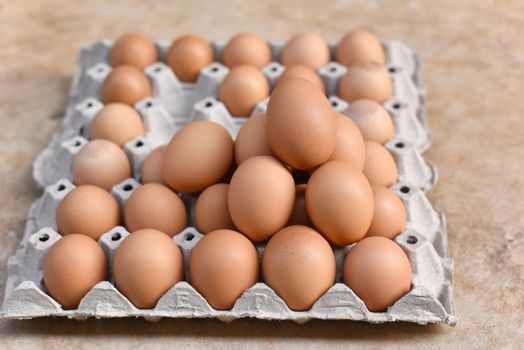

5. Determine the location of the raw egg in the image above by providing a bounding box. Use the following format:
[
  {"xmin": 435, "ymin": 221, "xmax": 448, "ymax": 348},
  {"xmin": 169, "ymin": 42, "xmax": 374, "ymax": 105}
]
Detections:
[
  {"xmin": 277, "ymin": 64, "xmax": 325, "ymax": 94},
  {"xmin": 166, "ymin": 35, "xmax": 214, "ymax": 82},
  {"xmin": 222, "ymin": 33, "xmax": 272, "ymax": 68},
  {"xmin": 326, "ymin": 113, "xmax": 366, "ymax": 171},
  {"xmin": 346, "ymin": 99, "xmax": 394, "ymax": 144},
  {"xmin": 90, "ymin": 103, "xmax": 145, "ymax": 147},
  {"xmin": 287, "ymin": 184, "xmax": 313, "ymax": 227},
  {"xmin": 194, "ymin": 183, "xmax": 235, "ymax": 234},
  {"xmin": 234, "ymin": 112, "xmax": 274, "ymax": 165},
  {"xmin": 100, "ymin": 65, "xmax": 152, "ymax": 106},
  {"xmin": 109, "ymin": 33, "xmax": 158, "ymax": 69},
  {"xmin": 363, "ymin": 140, "xmax": 397, "ymax": 187},
  {"xmin": 335, "ymin": 29, "xmax": 386, "ymax": 67},
  {"xmin": 338, "ymin": 62, "xmax": 392, "ymax": 103},
  {"xmin": 141, "ymin": 144, "xmax": 167, "ymax": 184},
  {"xmin": 189, "ymin": 229, "xmax": 259, "ymax": 310},
  {"xmin": 366, "ymin": 185, "xmax": 406, "ymax": 239},
  {"xmin": 280, "ymin": 32, "xmax": 330, "ymax": 69}
]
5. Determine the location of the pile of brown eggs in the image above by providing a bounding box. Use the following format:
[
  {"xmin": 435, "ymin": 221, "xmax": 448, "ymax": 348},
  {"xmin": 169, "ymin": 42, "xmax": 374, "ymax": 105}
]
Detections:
[{"xmin": 43, "ymin": 31, "xmax": 412, "ymax": 314}]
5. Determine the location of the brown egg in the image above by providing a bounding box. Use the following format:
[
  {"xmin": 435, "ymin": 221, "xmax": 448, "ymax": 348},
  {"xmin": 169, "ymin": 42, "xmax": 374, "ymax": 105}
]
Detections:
[
  {"xmin": 90, "ymin": 103, "xmax": 145, "ymax": 147},
  {"xmin": 335, "ymin": 29, "xmax": 386, "ymax": 67},
  {"xmin": 326, "ymin": 113, "xmax": 366, "ymax": 171},
  {"xmin": 56, "ymin": 185, "xmax": 120, "ymax": 240},
  {"xmin": 363, "ymin": 140, "xmax": 397, "ymax": 186},
  {"xmin": 346, "ymin": 99, "xmax": 394, "ymax": 144},
  {"xmin": 366, "ymin": 185, "xmax": 406, "ymax": 239},
  {"xmin": 113, "ymin": 229, "xmax": 184, "ymax": 309},
  {"xmin": 280, "ymin": 32, "xmax": 330, "ymax": 69},
  {"xmin": 343, "ymin": 236, "xmax": 411, "ymax": 311},
  {"xmin": 266, "ymin": 78, "xmax": 337, "ymax": 170},
  {"xmin": 218, "ymin": 65, "xmax": 269, "ymax": 117},
  {"xmin": 162, "ymin": 121, "xmax": 234, "ymax": 193},
  {"xmin": 194, "ymin": 183, "xmax": 235, "ymax": 234},
  {"xmin": 234, "ymin": 112, "xmax": 274, "ymax": 165},
  {"xmin": 338, "ymin": 62, "xmax": 392, "ymax": 103},
  {"xmin": 141, "ymin": 144, "xmax": 167, "ymax": 184},
  {"xmin": 100, "ymin": 65, "xmax": 152, "ymax": 106},
  {"xmin": 228, "ymin": 156, "xmax": 295, "ymax": 241},
  {"xmin": 306, "ymin": 161, "xmax": 374, "ymax": 245},
  {"xmin": 72, "ymin": 139, "xmax": 131, "ymax": 191},
  {"xmin": 109, "ymin": 33, "xmax": 158, "ymax": 69},
  {"xmin": 124, "ymin": 183, "xmax": 187, "ymax": 236},
  {"xmin": 43, "ymin": 234, "xmax": 107, "ymax": 309},
  {"xmin": 166, "ymin": 35, "xmax": 214, "ymax": 82},
  {"xmin": 262, "ymin": 225, "xmax": 336, "ymax": 311},
  {"xmin": 277, "ymin": 64, "xmax": 325, "ymax": 94},
  {"xmin": 222, "ymin": 33, "xmax": 272, "ymax": 68},
  {"xmin": 189, "ymin": 229, "xmax": 259, "ymax": 310},
  {"xmin": 287, "ymin": 184, "xmax": 313, "ymax": 227}
]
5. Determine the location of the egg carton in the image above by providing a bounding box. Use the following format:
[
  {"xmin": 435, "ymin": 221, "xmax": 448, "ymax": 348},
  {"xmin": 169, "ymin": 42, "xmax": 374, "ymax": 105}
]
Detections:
[
  {"xmin": 33, "ymin": 38, "xmax": 430, "ymax": 189},
  {"xmin": 2, "ymin": 176, "xmax": 456, "ymax": 325}
]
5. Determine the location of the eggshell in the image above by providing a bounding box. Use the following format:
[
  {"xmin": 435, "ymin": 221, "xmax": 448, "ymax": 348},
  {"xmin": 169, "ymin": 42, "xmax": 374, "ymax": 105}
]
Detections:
[
  {"xmin": 335, "ymin": 29, "xmax": 386, "ymax": 67},
  {"xmin": 363, "ymin": 140, "xmax": 398, "ymax": 187},
  {"xmin": 162, "ymin": 121, "xmax": 234, "ymax": 193},
  {"xmin": 218, "ymin": 65, "xmax": 269, "ymax": 117},
  {"xmin": 280, "ymin": 32, "xmax": 330, "ymax": 69},
  {"xmin": 56, "ymin": 185, "xmax": 120, "ymax": 240},
  {"xmin": 124, "ymin": 183, "xmax": 187, "ymax": 237},
  {"xmin": 343, "ymin": 236, "xmax": 412, "ymax": 312},
  {"xmin": 166, "ymin": 35, "xmax": 214, "ymax": 82},
  {"xmin": 326, "ymin": 113, "xmax": 366, "ymax": 171},
  {"xmin": 287, "ymin": 184, "xmax": 313, "ymax": 227},
  {"xmin": 222, "ymin": 33, "xmax": 272, "ymax": 68},
  {"xmin": 112, "ymin": 229, "xmax": 184, "ymax": 309},
  {"xmin": 141, "ymin": 144, "xmax": 167, "ymax": 184},
  {"xmin": 194, "ymin": 183, "xmax": 235, "ymax": 234},
  {"xmin": 234, "ymin": 112, "xmax": 274, "ymax": 165},
  {"xmin": 43, "ymin": 234, "xmax": 107, "ymax": 309},
  {"xmin": 266, "ymin": 78, "xmax": 337, "ymax": 170},
  {"xmin": 262, "ymin": 225, "xmax": 336, "ymax": 311},
  {"xmin": 338, "ymin": 62, "xmax": 392, "ymax": 103},
  {"xmin": 189, "ymin": 229, "xmax": 259, "ymax": 310},
  {"xmin": 306, "ymin": 161, "xmax": 374, "ymax": 245},
  {"xmin": 228, "ymin": 156, "xmax": 295, "ymax": 241},
  {"xmin": 277, "ymin": 64, "xmax": 325, "ymax": 94},
  {"xmin": 90, "ymin": 103, "xmax": 145, "ymax": 147},
  {"xmin": 346, "ymin": 99, "xmax": 394, "ymax": 144},
  {"xmin": 109, "ymin": 33, "xmax": 158, "ymax": 69},
  {"xmin": 100, "ymin": 65, "xmax": 152, "ymax": 106},
  {"xmin": 72, "ymin": 140, "xmax": 131, "ymax": 191},
  {"xmin": 366, "ymin": 185, "xmax": 406, "ymax": 239}
]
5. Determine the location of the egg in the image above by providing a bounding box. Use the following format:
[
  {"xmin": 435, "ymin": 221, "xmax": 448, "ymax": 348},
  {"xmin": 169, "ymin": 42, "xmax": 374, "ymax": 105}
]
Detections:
[
  {"xmin": 234, "ymin": 112, "xmax": 274, "ymax": 165},
  {"xmin": 166, "ymin": 35, "xmax": 214, "ymax": 82},
  {"xmin": 306, "ymin": 161, "xmax": 374, "ymax": 245},
  {"xmin": 162, "ymin": 120, "xmax": 234, "ymax": 193},
  {"xmin": 112, "ymin": 229, "xmax": 184, "ymax": 309},
  {"xmin": 90, "ymin": 103, "xmax": 145, "ymax": 147},
  {"xmin": 343, "ymin": 236, "xmax": 411, "ymax": 312},
  {"xmin": 194, "ymin": 183, "xmax": 235, "ymax": 234},
  {"xmin": 287, "ymin": 184, "xmax": 312, "ymax": 227},
  {"xmin": 277, "ymin": 64, "xmax": 325, "ymax": 94},
  {"xmin": 228, "ymin": 156, "xmax": 295, "ymax": 241},
  {"xmin": 335, "ymin": 29, "xmax": 386, "ymax": 67},
  {"xmin": 124, "ymin": 183, "xmax": 187, "ymax": 236},
  {"xmin": 56, "ymin": 185, "xmax": 120, "ymax": 240},
  {"xmin": 218, "ymin": 65, "xmax": 269, "ymax": 117},
  {"xmin": 266, "ymin": 78, "xmax": 337, "ymax": 170},
  {"xmin": 189, "ymin": 229, "xmax": 259, "ymax": 310},
  {"xmin": 363, "ymin": 140, "xmax": 397, "ymax": 186},
  {"xmin": 222, "ymin": 33, "xmax": 272, "ymax": 68},
  {"xmin": 72, "ymin": 139, "xmax": 131, "ymax": 191},
  {"xmin": 141, "ymin": 144, "xmax": 167, "ymax": 184},
  {"xmin": 100, "ymin": 65, "xmax": 152, "ymax": 106},
  {"xmin": 109, "ymin": 33, "xmax": 158, "ymax": 69},
  {"xmin": 43, "ymin": 234, "xmax": 107, "ymax": 309},
  {"xmin": 262, "ymin": 225, "xmax": 336, "ymax": 311},
  {"xmin": 346, "ymin": 99, "xmax": 394, "ymax": 144},
  {"xmin": 280, "ymin": 32, "xmax": 330, "ymax": 69},
  {"xmin": 366, "ymin": 185, "xmax": 406, "ymax": 239},
  {"xmin": 338, "ymin": 62, "xmax": 392, "ymax": 103},
  {"xmin": 326, "ymin": 113, "xmax": 366, "ymax": 171}
]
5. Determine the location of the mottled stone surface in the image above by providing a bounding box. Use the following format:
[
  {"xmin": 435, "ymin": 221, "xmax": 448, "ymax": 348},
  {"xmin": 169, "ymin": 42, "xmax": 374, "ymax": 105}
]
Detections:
[{"xmin": 0, "ymin": 0, "xmax": 523, "ymax": 348}]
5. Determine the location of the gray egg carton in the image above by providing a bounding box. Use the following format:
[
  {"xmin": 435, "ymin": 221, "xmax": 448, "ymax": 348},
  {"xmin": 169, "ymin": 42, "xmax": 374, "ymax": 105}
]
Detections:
[{"xmin": 3, "ymin": 37, "xmax": 456, "ymax": 325}]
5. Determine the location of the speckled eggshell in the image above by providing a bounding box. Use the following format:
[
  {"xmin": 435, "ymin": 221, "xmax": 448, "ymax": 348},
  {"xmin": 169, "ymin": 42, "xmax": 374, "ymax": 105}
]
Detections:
[
  {"xmin": 346, "ymin": 99, "xmax": 394, "ymax": 144},
  {"xmin": 366, "ymin": 185, "xmax": 406, "ymax": 239},
  {"xmin": 234, "ymin": 112, "xmax": 274, "ymax": 165},
  {"xmin": 109, "ymin": 33, "xmax": 158, "ymax": 69},
  {"xmin": 166, "ymin": 35, "xmax": 214, "ymax": 82},
  {"xmin": 280, "ymin": 32, "xmax": 330, "ymax": 69},
  {"xmin": 90, "ymin": 103, "xmax": 145, "ymax": 147},
  {"xmin": 363, "ymin": 140, "xmax": 398, "ymax": 187},
  {"xmin": 100, "ymin": 65, "xmax": 152, "ymax": 106},
  {"xmin": 326, "ymin": 113, "xmax": 366, "ymax": 171},
  {"xmin": 338, "ymin": 62, "xmax": 392, "ymax": 103},
  {"xmin": 277, "ymin": 64, "xmax": 326, "ymax": 94},
  {"xmin": 141, "ymin": 144, "xmax": 167, "ymax": 184},
  {"xmin": 222, "ymin": 33, "xmax": 272, "ymax": 68},
  {"xmin": 335, "ymin": 29, "xmax": 386, "ymax": 67},
  {"xmin": 194, "ymin": 183, "xmax": 235, "ymax": 234}
]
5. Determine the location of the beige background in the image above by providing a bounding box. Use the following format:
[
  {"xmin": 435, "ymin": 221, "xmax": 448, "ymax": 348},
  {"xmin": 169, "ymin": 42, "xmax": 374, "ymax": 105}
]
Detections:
[{"xmin": 1, "ymin": 0, "xmax": 523, "ymax": 348}]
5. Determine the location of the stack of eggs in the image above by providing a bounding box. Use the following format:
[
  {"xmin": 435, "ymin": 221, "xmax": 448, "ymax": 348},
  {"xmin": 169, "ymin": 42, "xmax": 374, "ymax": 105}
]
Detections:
[{"xmin": 43, "ymin": 30, "xmax": 412, "ymax": 314}]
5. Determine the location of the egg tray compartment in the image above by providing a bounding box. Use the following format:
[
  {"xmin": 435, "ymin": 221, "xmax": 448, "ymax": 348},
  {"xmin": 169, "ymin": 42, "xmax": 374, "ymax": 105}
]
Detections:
[
  {"xmin": 33, "ymin": 38, "xmax": 431, "ymax": 189},
  {"xmin": 2, "ymin": 177, "xmax": 457, "ymax": 325}
]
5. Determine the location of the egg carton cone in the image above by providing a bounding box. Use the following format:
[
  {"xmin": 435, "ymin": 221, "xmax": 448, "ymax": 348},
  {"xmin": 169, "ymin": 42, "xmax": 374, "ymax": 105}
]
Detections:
[{"xmin": 2, "ymin": 177, "xmax": 457, "ymax": 325}]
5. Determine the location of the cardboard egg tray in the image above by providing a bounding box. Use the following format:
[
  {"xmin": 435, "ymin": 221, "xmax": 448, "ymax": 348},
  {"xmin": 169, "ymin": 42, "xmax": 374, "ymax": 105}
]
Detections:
[{"xmin": 2, "ymin": 38, "xmax": 457, "ymax": 325}]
